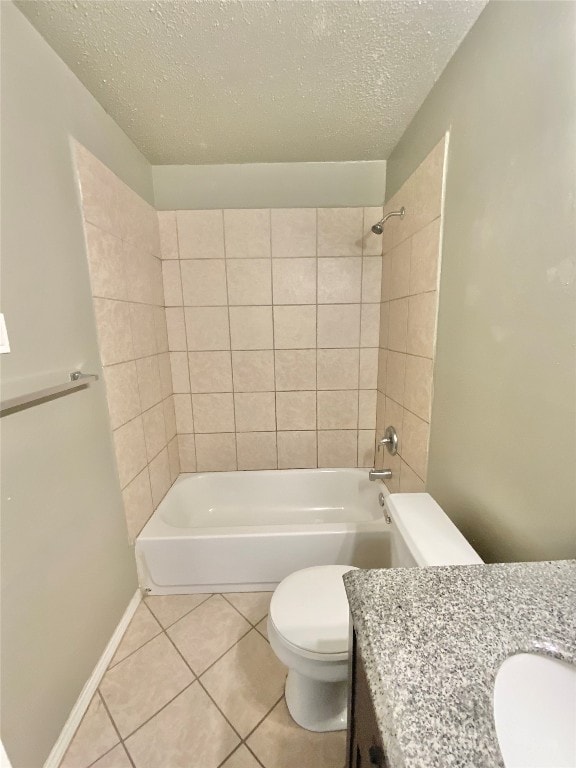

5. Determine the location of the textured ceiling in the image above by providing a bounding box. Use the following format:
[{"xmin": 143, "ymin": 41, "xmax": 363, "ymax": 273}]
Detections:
[{"xmin": 16, "ymin": 0, "xmax": 487, "ymax": 165}]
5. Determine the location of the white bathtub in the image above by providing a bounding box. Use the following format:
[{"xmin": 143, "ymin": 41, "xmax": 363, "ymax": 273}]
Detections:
[{"xmin": 136, "ymin": 468, "xmax": 390, "ymax": 594}]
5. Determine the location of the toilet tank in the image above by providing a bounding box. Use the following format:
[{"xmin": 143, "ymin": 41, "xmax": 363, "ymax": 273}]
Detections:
[{"xmin": 385, "ymin": 493, "xmax": 483, "ymax": 567}]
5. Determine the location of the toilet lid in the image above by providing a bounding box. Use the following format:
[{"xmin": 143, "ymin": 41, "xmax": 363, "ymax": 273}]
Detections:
[{"xmin": 270, "ymin": 565, "xmax": 358, "ymax": 655}]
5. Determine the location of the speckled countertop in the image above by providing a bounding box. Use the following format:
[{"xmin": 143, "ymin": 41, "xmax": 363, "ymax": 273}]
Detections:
[{"xmin": 344, "ymin": 561, "xmax": 576, "ymax": 768}]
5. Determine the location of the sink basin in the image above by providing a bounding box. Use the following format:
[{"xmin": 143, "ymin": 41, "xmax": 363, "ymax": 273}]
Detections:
[{"xmin": 494, "ymin": 653, "xmax": 576, "ymax": 767}]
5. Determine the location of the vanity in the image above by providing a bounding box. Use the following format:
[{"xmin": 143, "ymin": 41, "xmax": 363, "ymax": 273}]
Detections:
[{"xmin": 344, "ymin": 561, "xmax": 576, "ymax": 768}]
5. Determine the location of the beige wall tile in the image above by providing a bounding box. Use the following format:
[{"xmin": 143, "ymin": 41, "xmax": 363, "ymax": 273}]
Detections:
[
  {"xmin": 224, "ymin": 209, "xmax": 270, "ymax": 258},
  {"xmin": 192, "ymin": 393, "xmax": 235, "ymax": 433},
  {"xmin": 276, "ymin": 391, "xmax": 316, "ymax": 430},
  {"xmin": 149, "ymin": 447, "xmax": 171, "ymax": 507},
  {"xmin": 273, "ymin": 305, "xmax": 316, "ymax": 349},
  {"xmin": 317, "ymin": 207, "xmax": 363, "ymax": 256},
  {"xmin": 229, "ymin": 306, "xmax": 273, "ymax": 350},
  {"xmin": 150, "ymin": 257, "xmax": 164, "ymax": 306},
  {"xmin": 360, "ymin": 304, "xmax": 380, "ymax": 347},
  {"xmin": 130, "ymin": 304, "xmax": 157, "ymax": 358},
  {"xmin": 377, "ymin": 347, "xmax": 387, "ymax": 393},
  {"xmin": 118, "ymin": 186, "xmax": 159, "ymax": 255},
  {"xmin": 375, "ymin": 391, "xmax": 387, "ymax": 440},
  {"xmin": 317, "ymin": 304, "xmax": 361, "ymax": 348},
  {"xmin": 358, "ymin": 430, "xmax": 376, "ymax": 468},
  {"xmin": 167, "ymin": 437, "xmax": 181, "ymax": 486},
  {"xmin": 157, "ymin": 211, "xmax": 179, "ymax": 260},
  {"xmin": 158, "ymin": 353, "xmax": 173, "ymax": 399},
  {"xmin": 385, "ymin": 397, "xmax": 405, "ymax": 452},
  {"xmin": 104, "ymin": 361, "xmax": 141, "ymax": 430},
  {"xmin": 142, "ymin": 403, "xmax": 167, "ymax": 461},
  {"xmin": 388, "ymin": 298, "xmax": 409, "ymax": 352},
  {"xmin": 75, "ymin": 143, "xmax": 122, "ymax": 237},
  {"xmin": 166, "ymin": 307, "xmax": 187, "ymax": 351},
  {"xmin": 162, "ymin": 260, "xmax": 183, "ymax": 306},
  {"xmin": 189, "ymin": 351, "xmax": 233, "ymax": 393},
  {"xmin": 163, "ymin": 396, "xmax": 177, "ymax": 441},
  {"xmin": 404, "ymin": 355, "xmax": 433, "ymax": 422},
  {"xmin": 389, "ymin": 239, "xmax": 411, "ymax": 300},
  {"xmin": 232, "ymin": 351, "xmax": 274, "ymax": 392},
  {"xmin": 153, "ymin": 307, "xmax": 169, "ymax": 354},
  {"xmin": 178, "ymin": 434, "xmax": 197, "ymax": 472},
  {"xmin": 84, "ymin": 223, "xmax": 126, "ymax": 301},
  {"xmin": 361, "ymin": 257, "xmax": 382, "ymax": 303},
  {"xmin": 401, "ymin": 410, "xmax": 430, "ymax": 481},
  {"xmin": 227, "ymin": 259, "xmax": 272, "ymax": 305},
  {"xmin": 174, "ymin": 394, "xmax": 194, "ymax": 434},
  {"xmin": 195, "ymin": 433, "xmax": 237, "ymax": 472},
  {"xmin": 123, "ymin": 242, "xmax": 155, "ymax": 304},
  {"xmin": 358, "ymin": 390, "xmax": 377, "ymax": 430},
  {"xmin": 136, "ymin": 356, "xmax": 162, "ymax": 411},
  {"xmin": 400, "ymin": 460, "xmax": 425, "ymax": 492},
  {"xmin": 317, "ymin": 349, "xmax": 359, "ymax": 390},
  {"xmin": 275, "ymin": 349, "xmax": 316, "ymax": 390},
  {"xmin": 170, "ymin": 351, "xmax": 191, "ymax": 393},
  {"xmin": 381, "ymin": 251, "xmax": 392, "ymax": 301},
  {"xmin": 317, "ymin": 257, "xmax": 361, "ymax": 304},
  {"xmin": 93, "ymin": 299, "xmax": 134, "ymax": 365},
  {"xmin": 234, "ymin": 392, "xmax": 276, "ymax": 432},
  {"xmin": 271, "ymin": 209, "xmax": 316, "ymax": 258},
  {"xmin": 185, "ymin": 307, "xmax": 230, "ymax": 351},
  {"xmin": 362, "ymin": 207, "xmax": 384, "ymax": 256},
  {"xmin": 317, "ymin": 430, "xmax": 357, "ymax": 467},
  {"xmin": 379, "ymin": 301, "xmax": 389, "ymax": 348},
  {"xmin": 113, "ymin": 416, "xmax": 147, "ymax": 489},
  {"xmin": 272, "ymin": 259, "xmax": 316, "ymax": 304},
  {"xmin": 386, "ymin": 351, "xmax": 406, "ymax": 405},
  {"xmin": 410, "ymin": 218, "xmax": 441, "ymax": 295},
  {"xmin": 122, "ymin": 468, "xmax": 153, "ymax": 542},
  {"xmin": 181, "ymin": 259, "xmax": 228, "ymax": 306},
  {"xmin": 407, "ymin": 292, "xmax": 438, "ymax": 358},
  {"xmin": 236, "ymin": 432, "xmax": 277, "ymax": 470},
  {"xmin": 177, "ymin": 210, "xmax": 224, "ymax": 259},
  {"xmin": 381, "ymin": 452, "xmax": 401, "ymax": 493},
  {"xmin": 317, "ymin": 390, "xmax": 358, "ymax": 429},
  {"xmin": 277, "ymin": 431, "xmax": 317, "ymax": 469},
  {"xmin": 359, "ymin": 348, "xmax": 379, "ymax": 389}
]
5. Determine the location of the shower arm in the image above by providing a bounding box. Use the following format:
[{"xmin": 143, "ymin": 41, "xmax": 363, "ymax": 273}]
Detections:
[{"xmin": 371, "ymin": 206, "xmax": 406, "ymax": 235}]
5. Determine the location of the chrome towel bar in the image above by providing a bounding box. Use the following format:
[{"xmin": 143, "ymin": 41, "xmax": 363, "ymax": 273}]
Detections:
[{"xmin": 0, "ymin": 370, "xmax": 98, "ymax": 417}]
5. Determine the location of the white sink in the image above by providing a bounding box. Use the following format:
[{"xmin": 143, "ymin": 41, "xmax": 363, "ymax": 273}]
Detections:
[{"xmin": 494, "ymin": 653, "xmax": 576, "ymax": 767}]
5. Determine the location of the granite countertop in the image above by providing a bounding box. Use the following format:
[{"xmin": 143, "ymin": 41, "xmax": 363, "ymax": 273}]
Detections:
[{"xmin": 343, "ymin": 560, "xmax": 576, "ymax": 768}]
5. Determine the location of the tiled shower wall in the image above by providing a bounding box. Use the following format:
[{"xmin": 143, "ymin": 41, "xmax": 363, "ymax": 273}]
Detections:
[
  {"xmin": 375, "ymin": 137, "xmax": 446, "ymax": 491},
  {"xmin": 158, "ymin": 208, "xmax": 384, "ymax": 472},
  {"xmin": 75, "ymin": 145, "xmax": 179, "ymax": 540}
]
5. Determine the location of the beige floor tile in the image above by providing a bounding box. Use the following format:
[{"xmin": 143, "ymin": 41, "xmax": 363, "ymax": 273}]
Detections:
[
  {"xmin": 100, "ymin": 634, "xmax": 194, "ymax": 737},
  {"xmin": 167, "ymin": 595, "xmax": 251, "ymax": 674},
  {"xmin": 109, "ymin": 603, "xmax": 162, "ymax": 667},
  {"xmin": 220, "ymin": 745, "xmax": 262, "ymax": 768},
  {"xmin": 145, "ymin": 593, "xmax": 212, "ymax": 628},
  {"xmin": 90, "ymin": 744, "xmax": 132, "ymax": 768},
  {"xmin": 125, "ymin": 682, "xmax": 239, "ymax": 768},
  {"xmin": 201, "ymin": 630, "xmax": 286, "ymax": 738},
  {"xmin": 223, "ymin": 592, "xmax": 273, "ymax": 624},
  {"xmin": 60, "ymin": 693, "xmax": 119, "ymax": 768},
  {"xmin": 247, "ymin": 698, "xmax": 346, "ymax": 768},
  {"xmin": 255, "ymin": 617, "xmax": 268, "ymax": 640}
]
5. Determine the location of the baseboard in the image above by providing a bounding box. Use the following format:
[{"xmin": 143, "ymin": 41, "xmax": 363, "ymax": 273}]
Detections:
[{"xmin": 43, "ymin": 590, "xmax": 142, "ymax": 768}]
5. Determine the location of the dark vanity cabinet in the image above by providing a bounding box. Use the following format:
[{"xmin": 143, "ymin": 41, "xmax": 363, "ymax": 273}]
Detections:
[{"xmin": 346, "ymin": 630, "xmax": 388, "ymax": 768}]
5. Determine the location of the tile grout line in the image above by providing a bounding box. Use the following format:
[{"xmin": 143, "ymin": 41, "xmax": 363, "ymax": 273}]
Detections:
[
  {"xmin": 222, "ymin": 209, "xmax": 239, "ymax": 471},
  {"xmin": 96, "ymin": 690, "xmax": 137, "ymax": 768}
]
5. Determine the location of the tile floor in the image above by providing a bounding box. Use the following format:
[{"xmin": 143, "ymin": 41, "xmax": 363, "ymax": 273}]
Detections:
[{"xmin": 60, "ymin": 593, "xmax": 346, "ymax": 768}]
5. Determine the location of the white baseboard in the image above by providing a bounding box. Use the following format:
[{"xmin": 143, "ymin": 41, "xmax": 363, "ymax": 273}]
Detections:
[{"xmin": 43, "ymin": 590, "xmax": 142, "ymax": 768}]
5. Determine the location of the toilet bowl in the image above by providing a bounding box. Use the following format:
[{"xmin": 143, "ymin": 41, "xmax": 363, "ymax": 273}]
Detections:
[
  {"xmin": 267, "ymin": 564, "xmax": 356, "ymax": 732},
  {"xmin": 268, "ymin": 492, "xmax": 483, "ymax": 732}
]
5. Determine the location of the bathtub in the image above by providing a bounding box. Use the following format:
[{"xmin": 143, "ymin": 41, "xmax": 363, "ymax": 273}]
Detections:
[{"xmin": 136, "ymin": 468, "xmax": 390, "ymax": 594}]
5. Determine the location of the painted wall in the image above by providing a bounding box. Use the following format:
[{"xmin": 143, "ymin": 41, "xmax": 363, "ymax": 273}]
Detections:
[
  {"xmin": 158, "ymin": 207, "xmax": 383, "ymax": 471},
  {"xmin": 386, "ymin": 1, "xmax": 576, "ymax": 562},
  {"xmin": 0, "ymin": 4, "xmax": 151, "ymax": 765},
  {"xmin": 152, "ymin": 161, "xmax": 387, "ymax": 210}
]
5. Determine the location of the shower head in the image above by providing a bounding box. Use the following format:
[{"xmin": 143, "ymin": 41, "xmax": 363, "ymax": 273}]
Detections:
[{"xmin": 371, "ymin": 206, "xmax": 405, "ymax": 235}]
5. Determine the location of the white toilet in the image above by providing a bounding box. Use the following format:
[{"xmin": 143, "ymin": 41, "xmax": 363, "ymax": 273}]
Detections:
[{"xmin": 267, "ymin": 492, "xmax": 483, "ymax": 732}]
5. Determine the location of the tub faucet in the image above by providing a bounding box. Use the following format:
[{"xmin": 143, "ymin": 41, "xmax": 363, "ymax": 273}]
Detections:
[{"xmin": 369, "ymin": 469, "xmax": 392, "ymax": 481}]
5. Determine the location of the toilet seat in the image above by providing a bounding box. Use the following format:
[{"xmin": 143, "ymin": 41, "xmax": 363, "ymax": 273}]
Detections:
[{"xmin": 269, "ymin": 565, "xmax": 357, "ymax": 658}]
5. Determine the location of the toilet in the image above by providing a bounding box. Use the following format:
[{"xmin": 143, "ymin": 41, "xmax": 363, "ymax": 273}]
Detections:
[{"xmin": 267, "ymin": 492, "xmax": 483, "ymax": 732}]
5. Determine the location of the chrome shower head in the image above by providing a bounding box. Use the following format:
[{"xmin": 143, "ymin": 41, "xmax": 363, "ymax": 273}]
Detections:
[{"xmin": 371, "ymin": 206, "xmax": 405, "ymax": 235}]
